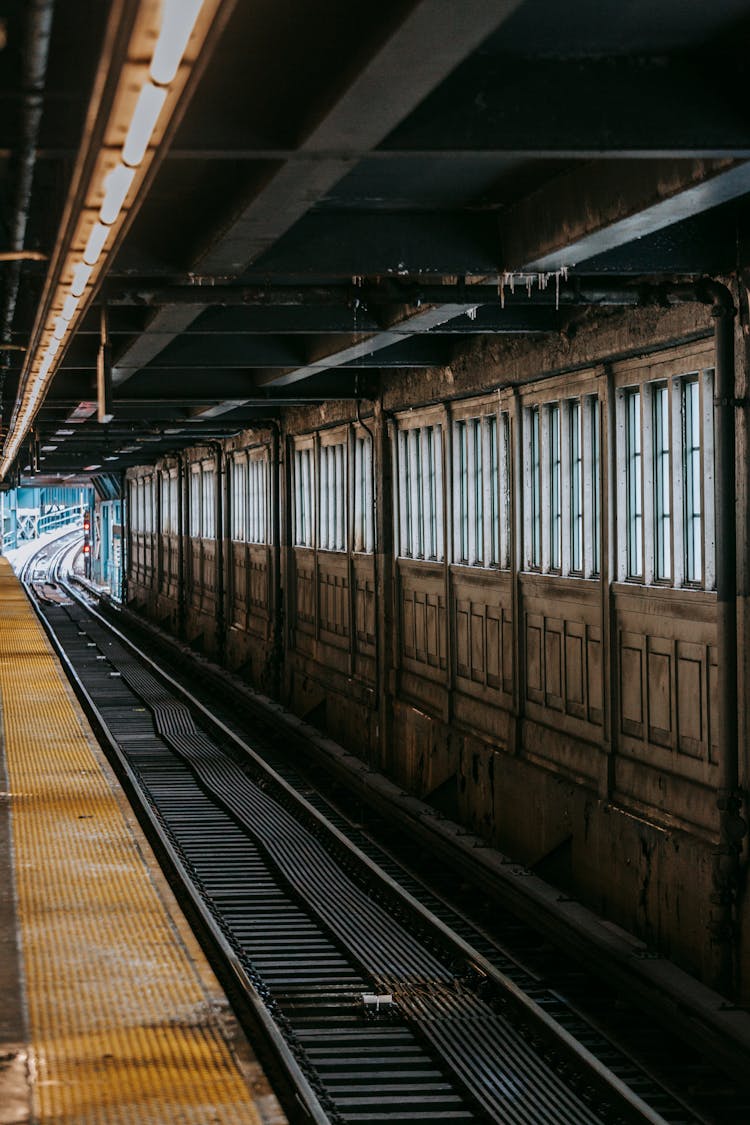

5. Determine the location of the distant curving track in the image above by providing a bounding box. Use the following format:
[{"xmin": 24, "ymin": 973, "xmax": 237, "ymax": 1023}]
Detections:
[{"xmin": 19, "ymin": 534, "xmax": 746, "ymax": 1125}]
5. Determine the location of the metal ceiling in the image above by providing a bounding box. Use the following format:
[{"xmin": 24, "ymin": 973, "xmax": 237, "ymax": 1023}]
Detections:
[{"xmin": 0, "ymin": 0, "xmax": 749, "ymax": 485}]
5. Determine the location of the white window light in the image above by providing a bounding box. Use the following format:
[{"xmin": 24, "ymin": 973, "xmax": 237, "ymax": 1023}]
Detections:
[
  {"xmin": 122, "ymin": 82, "xmax": 168, "ymax": 167},
  {"xmin": 626, "ymin": 389, "xmax": 643, "ymax": 578},
  {"xmin": 100, "ymin": 162, "xmax": 136, "ymax": 224},
  {"xmin": 150, "ymin": 0, "xmax": 205, "ymax": 86},
  {"xmin": 83, "ymin": 221, "xmax": 109, "ymax": 266},
  {"xmin": 70, "ymin": 261, "xmax": 94, "ymax": 296}
]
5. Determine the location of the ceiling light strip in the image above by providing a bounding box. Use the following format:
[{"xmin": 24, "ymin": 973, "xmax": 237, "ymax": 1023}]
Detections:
[{"xmin": 1, "ymin": 0, "xmax": 227, "ymax": 479}]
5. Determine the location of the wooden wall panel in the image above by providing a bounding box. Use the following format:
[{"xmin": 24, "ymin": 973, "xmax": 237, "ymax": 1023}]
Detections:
[
  {"xmin": 398, "ymin": 563, "xmax": 447, "ymax": 681},
  {"xmin": 353, "ymin": 558, "xmax": 376, "ymax": 651},
  {"xmin": 292, "ymin": 550, "xmax": 315, "ymax": 636},
  {"xmin": 318, "ymin": 557, "xmax": 350, "ymax": 648},
  {"xmin": 614, "ymin": 587, "xmax": 717, "ymax": 822},
  {"xmin": 521, "ymin": 578, "xmax": 603, "ymax": 743}
]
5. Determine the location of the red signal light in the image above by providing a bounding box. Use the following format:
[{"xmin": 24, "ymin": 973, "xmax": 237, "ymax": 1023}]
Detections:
[{"xmin": 83, "ymin": 543, "xmax": 90, "ymax": 554}]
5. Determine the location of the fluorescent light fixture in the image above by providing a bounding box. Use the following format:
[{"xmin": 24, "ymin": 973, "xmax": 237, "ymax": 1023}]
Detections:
[
  {"xmin": 62, "ymin": 294, "xmax": 80, "ymax": 320},
  {"xmin": 104, "ymin": 455, "xmax": 119, "ymax": 461},
  {"xmin": 100, "ymin": 162, "xmax": 136, "ymax": 224},
  {"xmin": 83, "ymin": 221, "xmax": 109, "ymax": 265},
  {"xmin": 55, "ymin": 428, "xmax": 75, "ymax": 436},
  {"xmin": 83, "ymin": 464, "xmax": 101, "ymax": 471},
  {"xmin": 122, "ymin": 82, "xmax": 167, "ymax": 167},
  {"xmin": 150, "ymin": 0, "xmax": 204, "ymax": 85},
  {"xmin": 0, "ymin": 0, "xmax": 221, "ymax": 484},
  {"xmin": 70, "ymin": 261, "xmax": 94, "ymax": 296},
  {"xmin": 41, "ymin": 445, "xmax": 57, "ymax": 452}
]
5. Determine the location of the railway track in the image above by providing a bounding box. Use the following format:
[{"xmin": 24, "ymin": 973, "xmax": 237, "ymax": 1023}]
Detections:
[{"xmin": 19, "ymin": 534, "xmax": 748, "ymax": 1125}]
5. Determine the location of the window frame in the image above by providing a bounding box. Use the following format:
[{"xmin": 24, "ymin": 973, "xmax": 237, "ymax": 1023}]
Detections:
[
  {"xmin": 613, "ymin": 354, "xmax": 715, "ymax": 590},
  {"xmin": 392, "ymin": 411, "xmax": 445, "ymax": 563}
]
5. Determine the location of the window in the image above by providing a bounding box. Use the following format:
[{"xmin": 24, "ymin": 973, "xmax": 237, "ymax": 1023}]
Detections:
[
  {"xmin": 353, "ymin": 433, "xmax": 374, "ymax": 553},
  {"xmin": 161, "ymin": 470, "xmax": 177, "ymax": 534},
  {"xmin": 525, "ymin": 394, "xmax": 600, "ymax": 578},
  {"xmin": 294, "ymin": 446, "xmax": 314, "ymax": 547},
  {"xmin": 189, "ymin": 466, "xmax": 201, "ymax": 537},
  {"xmin": 589, "ymin": 396, "xmax": 601, "ymax": 575},
  {"xmin": 455, "ymin": 417, "xmax": 482, "ymax": 564},
  {"xmin": 569, "ymin": 400, "xmax": 582, "ymax": 572},
  {"xmin": 396, "ymin": 423, "xmax": 444, "ymax": 561},
  {"xmin": 141, "ymin": 477, "xmax": 154, "ymax": 533},
  {"xmin": 491, "ymin": 413, "xmax": 512, "ymax": 568},
  {"xmin": 626, "ymin": 389, "xmax": 643, "ymax": 578},
  {"xmin": 247, "ymin": 457, "xmax": 268, "ymax": 545},
  {"xmin": 202, "ymin": 465, "xmax": 216, "ymax": 538},
  {"xmin": 129, "ymin": 479, "xmax": 138, "ymax": 532},
  {"xmin": 652, "ymin": 384, "xmax": 671, "ymax": 580},
  {"xmin": 319, "ymin": 441, "xmax": 346, "ymax": 551},
  {"xmin": 231, "ymin": 455, "xmax": 247, "ymax": 541},
  {"xmin": 548, "ymin": 404, "xmax": 561, "ymax": 570},
  {"xmin": 529, "ymin": 407, "xmax": 541, "ymax": 568},
  {"xmin": 683, "ymin": 378, "xmax": 702, "ymax": 583},
  {"xmin": 617, "ymin": 371, "xmax": 713, "ymax": 588}
]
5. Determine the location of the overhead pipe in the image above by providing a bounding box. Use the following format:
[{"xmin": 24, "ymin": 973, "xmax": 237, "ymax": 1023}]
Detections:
[{"xmin": 1, "ymin": 1, "xmax": 55, "ymax": 347}]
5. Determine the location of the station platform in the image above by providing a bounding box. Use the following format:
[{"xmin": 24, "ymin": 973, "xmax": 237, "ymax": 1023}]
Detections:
[{"xmin": 0, "ymin": 558, "xmax": 285, "ymax": 1125}]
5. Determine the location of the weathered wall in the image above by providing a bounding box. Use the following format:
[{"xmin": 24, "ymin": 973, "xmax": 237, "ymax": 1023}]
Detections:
[{"xmin": 124, "ymin": 295, "xmax": 750, "ymax": 997}]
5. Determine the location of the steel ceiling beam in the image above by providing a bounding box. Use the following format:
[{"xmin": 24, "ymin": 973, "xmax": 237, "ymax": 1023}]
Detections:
[
  {"xmin": 501, "ymin": 157, "xmax": 750, "ymax": 271},
  {"xmin": 111, "ymin": 0, "xmax": 523, "ymax": 386}
]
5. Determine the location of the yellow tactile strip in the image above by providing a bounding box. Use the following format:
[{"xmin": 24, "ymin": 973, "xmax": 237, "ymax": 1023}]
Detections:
[{"xmin": 0, "ymin": 559, "xmax": 279, "ymax": 1124}]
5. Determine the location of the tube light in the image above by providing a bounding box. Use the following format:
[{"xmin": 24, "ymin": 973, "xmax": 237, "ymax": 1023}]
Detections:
[
  {"xmin": 46, "ymin": 337, "xmax": 61, "ymax": 358},
  {"xmin": 62, "ymin": 294, "xmax": 80, "ymax": 320},
  {"xmin": 53, "ymin": 316, "xmax": 68, "ymax": 340},
  {"xmin": 83, "ymin": 222, "xmax": 109, "ymax": 266},
  {"xmin": 70, "ymin": 261, "xmax": 94, "ymax": 296},
  {"xmin": 122, "ymin": 82, "xmax": 167, "ymax": 167},
  {"xmin": 150, "ymin": 0, "xmax": 204, "ymax": 85},
  {"xmin": 100, "ymin": 162, "xmax": 136, "ymax": 224}
]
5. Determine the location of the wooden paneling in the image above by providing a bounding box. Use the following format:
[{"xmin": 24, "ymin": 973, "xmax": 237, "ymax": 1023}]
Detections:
[
  {"xmin": 159, "ymin": 534, "xmax": 179, "ymax": 599},
  {"xmin": 521, "ymin": 576, "xmax": 603, "ymax": 739},
  {"xmin": 292, "ymin": 549, "xmax": 315, "ymax": 640},
  {"xmin": 318, "ymin": 553, "xmax": 350, "ymax": 648},
  {"xmin": 614, "ymin": 586, "xmax": 717, "ymax": 814},
  {"xmin": 230, "ymin": 542, "xmax": 271, "ymax": 636},
  {"xmin": 353, "ymin": 556, "xmax": 376, "ymax": 652},
  {"xmin": 452, "ymin": 570, "xmax": 513, "ymax": 705},
  {"xmin": 398, "ymin": 561, "xmax": 447, "ymax": 680}
]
